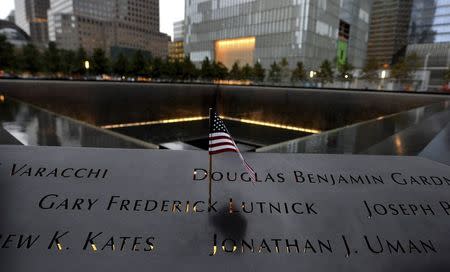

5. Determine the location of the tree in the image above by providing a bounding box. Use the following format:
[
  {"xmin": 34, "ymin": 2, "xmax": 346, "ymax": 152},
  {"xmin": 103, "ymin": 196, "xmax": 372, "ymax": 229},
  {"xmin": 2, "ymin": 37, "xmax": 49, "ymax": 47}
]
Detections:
[
  {"xmin": 75, "ymin": 47, "xmax": 88, "ymax": 75},
  {"xmin": 0, "ymin": 34, "xmax": 16, "ymax": 72},
  {"xmin": 172, "ymin": 59, "xmax": 184, "ymax": 80},
  {"xmin": 150, "ymin": 57, "xmax": 163, "ymax": 79},
  {"xmin": 20, "ymin": 44, "xmax": 41, "ymax": 74},
  {"xmin": 181, "ymin": 56, "xmax": 198, "ymax": 81},
  {"xmin": 91, "ymin": 48, "xmax": 109, "ymax": 75},
  {"xmin": 316, "ymin": 60, "xmax": 334, "ymax": 84},
  {"xmin": 60, "ymin": 49, "xmax": 77, "ymax": 76},
  {"xmin": 161, "ymin": 58, "xmax": 176, "ymax": 80},
  {"xmin": 268, "ymin": 62, "xmax": 281, "ymax": 83},
  {"xmin": 361, "ymin": 57, "xmax": 380, "ymax": 83},
  {"xmin": 444, "ymin": 69, "xmax": 450, "ymax": 83},
  {"xmin": 229, "ymin": 61, "xmax": 241, "ymax": 80},
  {"xmin": 280, "ymin": 58, "xmax": 290, "ymax": 82},
  {"xmin": 200, "ymin": 57, "xmax": 214, "ymax": 81},
  {"xmin": 253, "ymin": 62, "xmax": 265, "ymax": 82},
  {"xmin": 213, "ymin": 62, "xmax": 228, "ymax": 80},
  {"xmin": 43, "ymin": 42, "xmax": 61, "ymax": 75},
  {"xmin": 130, "ymin": 50, "xmax": 146, "ymax": 76},
  {"xmin": 337, "ymin": 60, "xmax": 354, "ymax": 82},
  {"xmin": 241, "ymin": 64, "xmax": 253, "ymax": 80},
  {"xmin": 291, "ymin": 61, "xmax": 306, "ymax": 83},
  {"xmin": 113, "ymin": 53, "xmax": 130, "ymax": 76},
  {"xmin": 391, "ymin": 53, "xmax": 420, "ymax": 83}
]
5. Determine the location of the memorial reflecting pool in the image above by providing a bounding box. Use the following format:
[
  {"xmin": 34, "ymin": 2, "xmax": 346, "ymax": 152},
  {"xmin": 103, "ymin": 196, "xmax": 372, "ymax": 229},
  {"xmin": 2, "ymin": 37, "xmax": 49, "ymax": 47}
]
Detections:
[{"xmin": 0, "ymin": 80, "xmax": 449, "ymax": 164}]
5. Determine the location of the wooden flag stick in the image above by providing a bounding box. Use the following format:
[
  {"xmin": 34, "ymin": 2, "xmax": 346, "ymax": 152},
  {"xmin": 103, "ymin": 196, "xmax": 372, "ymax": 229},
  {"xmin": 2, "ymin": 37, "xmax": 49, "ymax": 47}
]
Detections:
[{"xmin": 208, "ymin": 108, "xmax": 213, "ymax": 210}]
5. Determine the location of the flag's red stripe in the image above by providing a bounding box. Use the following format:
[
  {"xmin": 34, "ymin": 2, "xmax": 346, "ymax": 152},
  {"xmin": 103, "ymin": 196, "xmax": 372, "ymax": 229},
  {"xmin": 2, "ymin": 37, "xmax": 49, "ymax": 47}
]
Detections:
[
  {"xmin": 245, "ymin": 166, "xmax": 255, "ymax": 175},
  {"xmin": 243, "ymin": 162, "xmax": 256, "ymax": 181},
  {"xmin": 246, "ymin": 167, "xmax": 255, "ymax": 176},
  {"xmin": 209, "ymin": 136, "xmax": 233, "ymax": 141},
  {"xmin": 209, "ymin": 146, "xmax": 238, "ymax": 152},
  {"xmin": 209, "ymin": 149, "xmax": 238, "ymax": 155},
  {"xmin": 209, "ymin": 142, "xmax": 237, "ymax": 148},
  {"xmin": 243, "ymin": 162, "xmax": 255, "ymax": 172},
  {"xmin": 209, "ymin": 110, "xmax": 256, "ymax": 182},
  {"xmin": 244, "ymin": 163, "xmax": 255, "ymax": 174}
]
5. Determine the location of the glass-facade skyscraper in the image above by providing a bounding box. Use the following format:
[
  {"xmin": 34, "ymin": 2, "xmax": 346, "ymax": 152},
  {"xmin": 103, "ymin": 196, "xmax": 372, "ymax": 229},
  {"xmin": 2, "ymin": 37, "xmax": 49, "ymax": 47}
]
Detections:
[
  {"xmin": 408, "ymin": 0, "xmax": 449, "ymax": 44},
  {"xmin": 406, "ymin": 0, "xmax": 450, "ymax": 90},
  {"xmin": 185, "ymin": 0, "xmax": 372, "ymax": 69},
  {"xmin": 173, "ymin": 20, "xmax": 185, "ymax": 42},
  {"xmin": 169, "ymin": 20, "xmax": 185, "ymax": 62}
]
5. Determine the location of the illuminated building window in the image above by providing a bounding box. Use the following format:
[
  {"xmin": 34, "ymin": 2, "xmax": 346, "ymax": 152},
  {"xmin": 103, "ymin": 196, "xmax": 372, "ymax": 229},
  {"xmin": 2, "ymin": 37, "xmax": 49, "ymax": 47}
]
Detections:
[{"xmin": 215, "ymin": 37, "xmax": 256, "ymax": 68}]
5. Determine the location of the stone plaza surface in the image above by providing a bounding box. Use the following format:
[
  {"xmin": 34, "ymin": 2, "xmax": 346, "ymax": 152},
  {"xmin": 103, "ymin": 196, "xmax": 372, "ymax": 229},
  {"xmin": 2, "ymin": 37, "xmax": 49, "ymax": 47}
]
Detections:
[{"xmin": 0, "ymin": 146, "xmax": 449, "ymax": 271}]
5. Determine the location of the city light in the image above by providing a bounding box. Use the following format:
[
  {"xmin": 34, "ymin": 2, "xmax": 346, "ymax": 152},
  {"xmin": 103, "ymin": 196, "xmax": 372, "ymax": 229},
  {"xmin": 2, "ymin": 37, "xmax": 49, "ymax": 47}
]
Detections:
[
  {"xmin": 215, "ymin": 37, "xmax": 256, "ymax": 47},
  {"xmin": 309, "ymin": 71, "xmax": 315, "ymax": 78},
  {"xmin": 101, "ymin": 116, "xmax": 321, "ymax": 134},
  {"xmin": 31, "ymin": 18, "xmax": 48, "ymax": 23},
  {"xmin": 221, "ymin": 116, "xmax": 321, "ymax": 134},
  {"xmin": 381, "ymin": 70, "xmax": 387, "ymax": 79},
  {"xmin": 215, "ymin": 37, "xmax": 256, "ymax": 68},
  {"xmin": 214, "ymin": 80, "xmax": 252, "ymax": 85},
  {"xmin": 394, "ymin": 135, "xmax": 404, "ymax": 155},
  {"xmin": 84, "ymin": 61, "xmax": 90, "ymax": 70},
  {"xmin": 101, "ymin": 117, "xmax": 208, "ymax": 129}
]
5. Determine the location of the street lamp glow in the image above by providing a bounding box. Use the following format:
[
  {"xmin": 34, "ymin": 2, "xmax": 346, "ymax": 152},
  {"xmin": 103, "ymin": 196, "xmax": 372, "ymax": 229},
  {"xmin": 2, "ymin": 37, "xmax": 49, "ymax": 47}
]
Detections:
[
  {"xmin": 344, "ymin": 74, "xmax": 349, "ymax": 79},
  {"xmin": 381, "ymin": 70, "xmax": 387, "ymax": 79},
  {"xmin": 309, "ymin": 71, "xmax": 315, "ymax": 78},
  {"xmin": 84, "ymin": 60, "xmax": 90, "ymax": 70}
]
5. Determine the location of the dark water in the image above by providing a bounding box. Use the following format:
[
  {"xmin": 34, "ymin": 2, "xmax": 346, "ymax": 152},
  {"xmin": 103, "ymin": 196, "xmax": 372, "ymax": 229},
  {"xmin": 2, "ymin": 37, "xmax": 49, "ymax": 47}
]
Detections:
[{"xmin": 112, "ymin": 119, "xmax": 309, "ymax": 148}]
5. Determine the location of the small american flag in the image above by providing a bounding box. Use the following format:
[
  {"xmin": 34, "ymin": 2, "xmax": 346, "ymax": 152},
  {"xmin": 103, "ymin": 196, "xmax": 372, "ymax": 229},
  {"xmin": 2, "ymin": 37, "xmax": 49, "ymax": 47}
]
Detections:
[{"xmin": 209, "ymin": 109, "xmax": 256, "ymax": 181}]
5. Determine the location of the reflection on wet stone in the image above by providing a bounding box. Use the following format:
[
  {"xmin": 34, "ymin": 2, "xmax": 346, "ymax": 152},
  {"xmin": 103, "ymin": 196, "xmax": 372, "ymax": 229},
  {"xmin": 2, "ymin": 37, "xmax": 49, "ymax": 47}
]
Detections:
[
  {"xmin": 209, "ymin": 204, "xmax": 248, "ymax": 246},
  {"xmin": 38, "ymin": 111, "xmax": 60, "ymax": 146},
  {"xmin": 0, "ymin": 97, "xmax": 155, "ymax": 149}
]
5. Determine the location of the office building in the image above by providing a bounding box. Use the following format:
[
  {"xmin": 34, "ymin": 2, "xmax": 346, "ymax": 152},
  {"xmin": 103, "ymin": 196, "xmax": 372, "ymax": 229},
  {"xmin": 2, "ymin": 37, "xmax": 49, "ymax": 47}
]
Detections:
[
  {"xmin": 173, "ymin": 20, "xmax": 185, "ymax": 42},
  {"xmin": 185, "ymin": 0, "xmax": 372, "ymax": 69},
  {"xmin": 366, "ymin": 0, "xmax": 413, "ymax": 66},
  {"xmin": 169, "ymin": 20, "xmax": 185, "ymax": 62},
  {"xmin": 47, "ymin": 0, "xmax": 170, "ymax": 57},
  {"xmin": 168, "ymin": 40, "xmax": 185, "ymax": 62},
  {"xmin": 14, "ymin": 0, "xmax": 50, "ymax": 46}
]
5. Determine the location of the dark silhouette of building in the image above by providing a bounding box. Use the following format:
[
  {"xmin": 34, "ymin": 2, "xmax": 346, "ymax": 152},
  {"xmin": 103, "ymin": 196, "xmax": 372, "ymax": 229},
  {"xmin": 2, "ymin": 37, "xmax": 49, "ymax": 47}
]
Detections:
[{"xmin": 0, "ymin": 19, "xmax": 31, "ymax": 47}]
